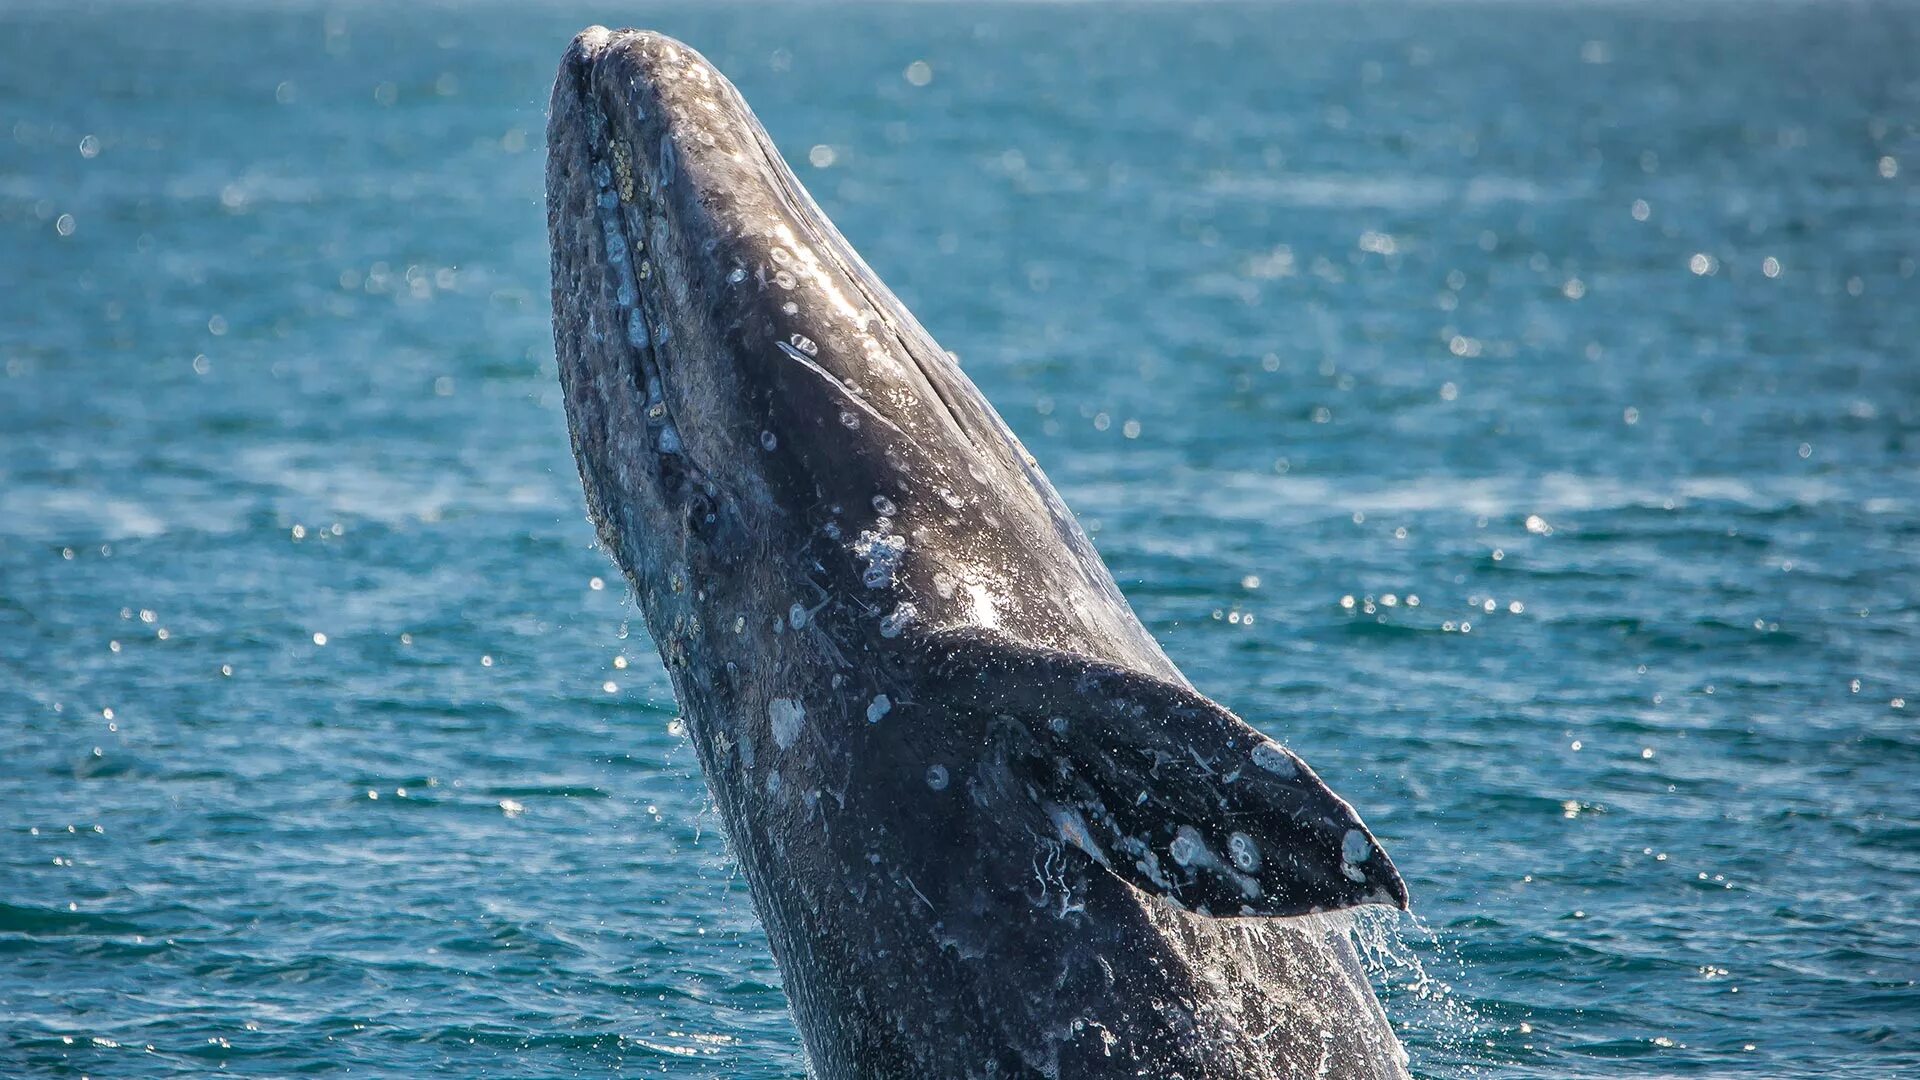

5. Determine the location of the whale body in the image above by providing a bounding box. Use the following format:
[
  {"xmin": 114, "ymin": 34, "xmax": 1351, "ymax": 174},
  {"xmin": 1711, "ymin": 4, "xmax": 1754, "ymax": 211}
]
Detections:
[{"xmin": 547, "ymin": 27, "xmax": 1411, "ymax": 1079}]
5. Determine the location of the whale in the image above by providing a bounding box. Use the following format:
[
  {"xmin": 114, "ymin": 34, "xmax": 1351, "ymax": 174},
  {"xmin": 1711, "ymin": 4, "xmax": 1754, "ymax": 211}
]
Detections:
[{"xmin": 546, "ymin": 27, "xmax": 1412, "ymax": 1079}]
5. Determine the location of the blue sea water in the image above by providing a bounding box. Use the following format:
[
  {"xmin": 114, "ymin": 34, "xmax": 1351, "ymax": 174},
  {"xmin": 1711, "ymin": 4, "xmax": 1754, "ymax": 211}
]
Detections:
[{"xmin": 3, "ymin": 0, "xmax": 1917, "ymax": 1075}]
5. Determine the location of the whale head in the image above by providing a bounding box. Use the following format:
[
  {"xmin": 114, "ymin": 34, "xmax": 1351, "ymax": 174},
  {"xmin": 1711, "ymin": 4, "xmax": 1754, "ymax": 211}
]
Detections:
[{"xmin": 547, "ymin": 27, "xmax": 1164, "ymax": 662}]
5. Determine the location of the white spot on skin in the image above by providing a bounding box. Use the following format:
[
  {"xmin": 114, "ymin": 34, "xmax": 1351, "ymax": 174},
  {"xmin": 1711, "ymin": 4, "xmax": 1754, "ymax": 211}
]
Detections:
[
  {"xmin": 1342, "ymin": 828, "xmax": 1372, "ymax": 864},
  {"xmin": 1048, "ymin": 804, "xmax": 1109, "ymax": 866},
  {"xmin": 926, "ymin": 764, "xmax": 949, "ymax": 790},
  {"xmin": 1132, "ymin": 848, "xmax": 1171, "ymax": 890},
  {"xmin": 879, "ymin": 603, "xmax": 917, "ymax": 638},
  {"xmin": 866, "ymin": 694, "xmax": 892, "ymax": 723},
  {"xmin": 788, "ymin": 603, "xmax": 809, "ymax": 629},
  {"xmin": 854, "ymin": 529, "xmax": 906, "ymax": 589},
  {"xmin": 1228, "ymin": 832, "xmax": 1261, "ymax": 872},
  {"xmin": 1341, "ymin": 828, "xmax": 1373, "ymax": 882},
  {"xmin": 1169, "ymin": 824, "xmax": 1210, "ymax": 868},
  {"xmin": 769, "ymin": 698, "xmax": 805, "ymax": 749},
  {"xmin": 657, "ymin": 133, "xmax": 676, "ymax": 186},
  {"xmin": 760, "ymin": 430, "xmax": 778, "ymax": 451},
  {"xmin": 1251, "ymin": 742, "xmax": 1298, "ymax": 779},
  {"xmin": 871, "ymin": 494, "xmax": 897, "ymax": 517}
]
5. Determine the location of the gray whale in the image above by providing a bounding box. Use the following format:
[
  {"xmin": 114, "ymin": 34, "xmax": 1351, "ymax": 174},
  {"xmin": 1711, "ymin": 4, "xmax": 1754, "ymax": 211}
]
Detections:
[{"xmin": 546, "ymin": 27, "xmax": 1411, "ymax": 1079}]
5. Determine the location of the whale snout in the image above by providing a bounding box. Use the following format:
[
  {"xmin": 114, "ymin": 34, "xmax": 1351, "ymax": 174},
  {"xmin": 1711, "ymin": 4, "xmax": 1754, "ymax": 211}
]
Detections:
[
  {"xmin": 558, "ymin": 26, "xmax": 729, "ymax": 148},
  {"xmin": 561, "ymin": 25, "xmax": 683, "ymax": 83}
]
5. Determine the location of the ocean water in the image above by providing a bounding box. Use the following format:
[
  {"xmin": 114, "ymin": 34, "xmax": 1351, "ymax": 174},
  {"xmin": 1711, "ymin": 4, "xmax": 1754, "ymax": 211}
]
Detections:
[{"xmin": 3, "ymin": 0, "xmax": 1916, "ymax": 1075}]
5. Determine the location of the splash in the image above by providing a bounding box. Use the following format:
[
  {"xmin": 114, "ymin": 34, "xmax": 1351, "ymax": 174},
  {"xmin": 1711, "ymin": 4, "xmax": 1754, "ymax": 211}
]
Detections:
[{"xmin": 1346, "ymin": 908, "xmax": 1493, "ymax": 1076}]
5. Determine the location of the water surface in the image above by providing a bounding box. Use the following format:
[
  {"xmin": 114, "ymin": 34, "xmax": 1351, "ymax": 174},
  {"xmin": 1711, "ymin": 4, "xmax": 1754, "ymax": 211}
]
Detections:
[{"xmin": 3, "ymin": 1, "xmax": 1917, "ymax": 1076}]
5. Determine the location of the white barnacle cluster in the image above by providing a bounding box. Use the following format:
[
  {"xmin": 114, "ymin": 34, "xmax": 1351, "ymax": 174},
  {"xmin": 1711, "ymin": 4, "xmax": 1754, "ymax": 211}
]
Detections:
[
  {"xmin": 1168, "ymin": 825, "xmax": 1207, "ymax": 868},
  {"xmin": 853, "ymin": 498, "xmax": 907, "ymax": 591},
  {"xmin": 768, "ymin": 244, "xmax": 798, "ymax": 291},
  {"xmin": 586, "ymin": 125, "xmax": 682, "ymax": 458},
  {"xmin": 879, "ymin": 602, "xmax": 917, "ymax": 638},
  {"xmin": 1166, "ymin": 824, "xmax": 1263, "ymax": 901},
  {"xmin": 854, "ymin": 529, "xmax": 905, "ymax": 589},
  {"xmin": 590, "ymin": 160, "xmax": 641, "ymax": 308},
  {"xmin": 1114, "ymin": 834, "xmax": 1171, "ymax": 892},
  {"xmin": 1249, "ymin": 740, "xmax": 1299, "ymax": 780},
  {"xmin": 1226, "ymin": 831, "xmax": 1261, "ymax": 873}
]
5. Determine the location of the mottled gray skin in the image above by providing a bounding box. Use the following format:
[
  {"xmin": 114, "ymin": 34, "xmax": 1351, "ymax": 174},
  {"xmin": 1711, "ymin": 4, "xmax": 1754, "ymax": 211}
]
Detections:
[{"xmin": 548, "ymin": 28, "xmax": 1412, "ymax": 1080}]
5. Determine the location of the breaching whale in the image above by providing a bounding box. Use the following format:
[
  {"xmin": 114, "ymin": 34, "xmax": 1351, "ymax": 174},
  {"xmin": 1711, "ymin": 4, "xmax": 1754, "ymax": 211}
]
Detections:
[{"xmin": 547, "ymin": 27, "xmax": 1412, "ymax": 1079}]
